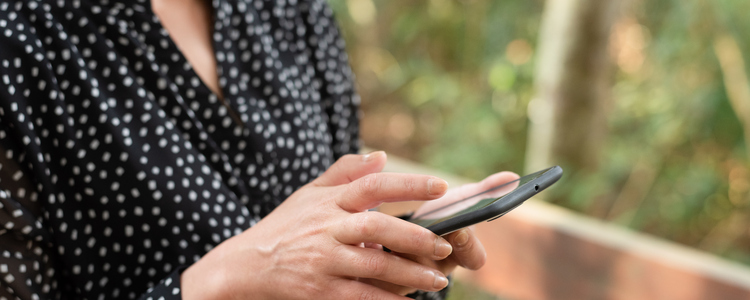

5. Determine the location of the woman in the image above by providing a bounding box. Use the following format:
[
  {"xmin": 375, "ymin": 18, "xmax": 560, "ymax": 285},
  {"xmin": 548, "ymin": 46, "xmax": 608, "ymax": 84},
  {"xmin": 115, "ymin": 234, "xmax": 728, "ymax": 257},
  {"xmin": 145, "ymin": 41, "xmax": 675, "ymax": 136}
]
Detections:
[{"xmin": 0, "ymin": 0, "xmax": 515, "ymax": 299}]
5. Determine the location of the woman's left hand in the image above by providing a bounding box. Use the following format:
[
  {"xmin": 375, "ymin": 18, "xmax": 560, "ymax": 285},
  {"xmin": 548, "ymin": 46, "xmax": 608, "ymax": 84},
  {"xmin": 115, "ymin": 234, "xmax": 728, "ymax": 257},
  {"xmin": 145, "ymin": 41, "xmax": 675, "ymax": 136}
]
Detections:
[{"xmin": 365, "ymin": 171, "xmax": 520, "ymax": 295}]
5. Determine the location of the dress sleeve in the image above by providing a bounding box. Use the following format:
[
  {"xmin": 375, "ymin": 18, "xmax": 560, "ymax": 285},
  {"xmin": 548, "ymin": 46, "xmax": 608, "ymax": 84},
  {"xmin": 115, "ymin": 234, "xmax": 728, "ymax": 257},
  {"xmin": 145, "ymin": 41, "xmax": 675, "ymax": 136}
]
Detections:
[
  {"xmin": 0, "ymin": 6, "xmax": 65, "ymax": 297},
  {"xmin": 0, "ymin": 9, "xmax": 189, "ymax": 300},
  {"xmin": 0, "ymin": 189, "xmax": 63, "ymax": 300},
  {"xmin": 0, "ymin": 200, "xmax": 186, "ymax": 300},
  {"xmin": 0, "ymin": 57, "xmax": 189, "ymax": 300}
]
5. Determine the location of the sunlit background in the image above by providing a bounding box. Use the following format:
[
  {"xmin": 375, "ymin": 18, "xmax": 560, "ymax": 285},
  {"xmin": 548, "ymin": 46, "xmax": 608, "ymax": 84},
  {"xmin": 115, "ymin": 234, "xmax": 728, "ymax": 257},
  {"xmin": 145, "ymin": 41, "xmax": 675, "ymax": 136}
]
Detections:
[{"xmin": 327, "ymin": 0, "xmax": 750, "ymax": 297}]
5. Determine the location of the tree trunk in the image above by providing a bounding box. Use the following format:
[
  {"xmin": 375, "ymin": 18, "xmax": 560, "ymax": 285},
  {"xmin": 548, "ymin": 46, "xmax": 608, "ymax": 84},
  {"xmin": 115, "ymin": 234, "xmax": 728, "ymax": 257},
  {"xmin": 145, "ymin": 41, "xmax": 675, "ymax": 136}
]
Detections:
[{"xmin": 525, "ymin": 0, "xmax": 620, "ymax": 177}]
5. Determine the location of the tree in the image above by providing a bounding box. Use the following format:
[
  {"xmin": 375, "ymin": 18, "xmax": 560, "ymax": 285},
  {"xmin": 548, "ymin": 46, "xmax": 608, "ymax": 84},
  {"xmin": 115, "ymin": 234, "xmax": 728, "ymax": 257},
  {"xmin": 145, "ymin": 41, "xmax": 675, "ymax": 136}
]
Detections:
[{"xmin": 525, "ymin": 0, "xmax": 620, "ymax": 179}]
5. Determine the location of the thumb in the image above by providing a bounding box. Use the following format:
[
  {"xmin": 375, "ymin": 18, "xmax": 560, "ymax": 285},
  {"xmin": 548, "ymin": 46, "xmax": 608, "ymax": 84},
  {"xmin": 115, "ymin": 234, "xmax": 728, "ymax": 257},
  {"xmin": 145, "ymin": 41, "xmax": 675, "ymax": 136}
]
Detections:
[{"xmin": 312, "ymin": 151, "xmax": 388, "ymax": 187}]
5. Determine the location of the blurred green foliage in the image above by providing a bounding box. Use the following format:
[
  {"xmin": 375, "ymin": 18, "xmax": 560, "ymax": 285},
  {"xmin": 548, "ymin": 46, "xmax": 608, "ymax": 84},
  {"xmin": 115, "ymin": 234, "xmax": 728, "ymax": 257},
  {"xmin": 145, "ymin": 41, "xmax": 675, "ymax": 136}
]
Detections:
[
  {"xmin": 329, "ymin": 0, "xmax": 750, "ymax": 273},
  {"xmin": 330, "ymin": 0, "xmax": 540, "ymax": 180},
  {"xmin": 445, "ymin": 280, "xmax": 503, "ymax": 300}
]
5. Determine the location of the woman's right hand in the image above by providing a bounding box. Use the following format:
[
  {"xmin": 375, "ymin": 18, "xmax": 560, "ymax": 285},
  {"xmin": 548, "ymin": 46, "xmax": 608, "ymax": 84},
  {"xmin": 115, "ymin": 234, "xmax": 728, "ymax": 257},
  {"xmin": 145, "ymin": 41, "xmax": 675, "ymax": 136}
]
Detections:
[{"xmin": 180, "ymin": 152, "xmax": 454, "ymax": 300}]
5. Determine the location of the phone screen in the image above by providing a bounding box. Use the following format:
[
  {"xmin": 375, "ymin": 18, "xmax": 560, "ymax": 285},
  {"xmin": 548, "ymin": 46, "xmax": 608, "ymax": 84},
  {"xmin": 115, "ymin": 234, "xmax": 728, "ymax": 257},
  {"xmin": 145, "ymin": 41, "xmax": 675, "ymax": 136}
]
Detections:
[{"xmin": 409, "ymin": 167, "xmax": 553, "ymax": 228}]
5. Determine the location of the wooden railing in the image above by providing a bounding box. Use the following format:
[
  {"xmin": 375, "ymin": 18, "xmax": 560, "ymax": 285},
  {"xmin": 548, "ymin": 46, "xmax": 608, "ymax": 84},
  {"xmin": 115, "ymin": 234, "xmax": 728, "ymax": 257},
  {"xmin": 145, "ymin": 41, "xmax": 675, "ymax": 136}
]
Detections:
[{"xmin": 377, "ymin": 154, "xmax": 750, "ymax": 300}]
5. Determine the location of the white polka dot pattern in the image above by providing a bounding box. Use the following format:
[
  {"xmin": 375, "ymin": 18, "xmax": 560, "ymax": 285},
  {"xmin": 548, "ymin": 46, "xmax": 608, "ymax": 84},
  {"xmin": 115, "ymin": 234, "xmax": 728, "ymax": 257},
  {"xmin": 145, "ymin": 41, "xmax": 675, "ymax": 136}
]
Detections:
[{"xmin": 0, "ymin": 0, "xmax": 360, "ymax": 299}]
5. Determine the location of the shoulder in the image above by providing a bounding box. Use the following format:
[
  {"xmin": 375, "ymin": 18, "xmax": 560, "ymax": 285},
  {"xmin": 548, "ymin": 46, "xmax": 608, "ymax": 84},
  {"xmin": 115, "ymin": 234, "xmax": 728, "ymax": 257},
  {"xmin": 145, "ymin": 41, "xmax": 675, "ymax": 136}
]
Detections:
[
  {"xmin": 0, "ymin": 1, "xmax": 43, "ymax": 54},
  {"xmin": 0, "ymin": 0, "xmax": 110, "ymax": 100},
  {"xmin": 0, "ymin": 0, "xmax": 86, "ymax": 66}
]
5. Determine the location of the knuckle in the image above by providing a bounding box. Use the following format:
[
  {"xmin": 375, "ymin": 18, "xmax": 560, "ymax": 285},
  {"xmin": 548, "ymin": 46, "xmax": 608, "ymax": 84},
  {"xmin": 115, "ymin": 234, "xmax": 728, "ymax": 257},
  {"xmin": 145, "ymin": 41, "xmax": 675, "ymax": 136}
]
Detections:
[
  {"xmin": 357, "ymin": 173, "xmax": 381, "ymax": 196},
  {"xmin": 299, "ymin": 280, "xmax": 325, "ymax": 298},
  {"xmin": 353, "ymin": 213, "xmax": 382, "ymax": 240},
  {"xmin": 330, "ymin": 244, "xmax": 348, "ymax": 263},
  {"xmin": 402, "ymin": 177, "xmax": 417, "ymax": 193},
  {"xmin": 409, "ymin": 227, "xmax": 432, "ymax": 250},
  {"xmin": 362, "ymin": 253, "xmax": 388, "ymax": 277}
]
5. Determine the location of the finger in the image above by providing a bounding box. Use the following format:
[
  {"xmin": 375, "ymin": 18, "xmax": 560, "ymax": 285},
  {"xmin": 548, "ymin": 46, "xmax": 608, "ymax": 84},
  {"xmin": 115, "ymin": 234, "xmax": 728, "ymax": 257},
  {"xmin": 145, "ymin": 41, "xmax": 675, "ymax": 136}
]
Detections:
[
  {"xmin": 387, "ymin": 253, "xmax": 457, "ymax": 293},
  {"xmin": 333, "ymin": 212, "xmax": 452, "ymax": 260},
  {"xmin": 404, "ymin": 252, "xmax": 459, "ymax": 279},
  {"xmin": 446, "ymin": 227, "xmax": 486, "ymax": 270},
  {"xmin": 391, "ymin": 252, "xmax": 443, "ymax": 272},
  {"xmin": 334, "ymin": 279, "xmax": 413, "ymax": 300},
  {"xmin": 364, "ymin": 242, "xmax": 384, "ymax": 251},
  {"xmin": 313, "ymin": 152, "xmax": 388, "ymax": 187},
  {"xmin": 363, "ymin": 253, "xmax": 454, "ymax": 296},
  {"xmin": 336, "ymin": 173, "xmax": 449, "ymax": 212},
  {"xmin": 434, "ymin": 256, "xmax": 459, "ymax": 278},
  {"xmin": 391, "ymin": 250, "xmax": 460, "ymax": 283},
  {"xmin": 329, "ymin": 246, "xmax": 450, "ymax": 292}
]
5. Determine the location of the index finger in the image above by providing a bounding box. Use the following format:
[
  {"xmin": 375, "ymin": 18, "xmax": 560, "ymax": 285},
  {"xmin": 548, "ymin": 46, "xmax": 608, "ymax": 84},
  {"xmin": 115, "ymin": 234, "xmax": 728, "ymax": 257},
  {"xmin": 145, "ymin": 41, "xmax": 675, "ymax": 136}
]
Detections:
[
  {"xmin": 335, "ymin": 173, "xmax": 449, "ymax": 212},
  {"xmin": 312, "ymin": 152, "xmax": 388, "ymax": 187}
]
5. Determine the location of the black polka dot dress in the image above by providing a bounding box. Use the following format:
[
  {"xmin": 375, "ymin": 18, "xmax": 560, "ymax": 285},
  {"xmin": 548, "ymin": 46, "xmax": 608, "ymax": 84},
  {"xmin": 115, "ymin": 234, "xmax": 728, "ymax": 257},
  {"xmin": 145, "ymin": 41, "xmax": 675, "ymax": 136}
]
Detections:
[{"xmin": 0, "ymin": 1, "xmax": 446, "ymax": 299}]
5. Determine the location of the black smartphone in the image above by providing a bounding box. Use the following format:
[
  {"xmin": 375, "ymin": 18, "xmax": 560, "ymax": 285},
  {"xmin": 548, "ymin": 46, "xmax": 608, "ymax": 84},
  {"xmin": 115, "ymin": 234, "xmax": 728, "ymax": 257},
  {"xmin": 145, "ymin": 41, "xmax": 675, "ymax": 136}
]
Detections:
[{"xmin": 408, "ymin": 166, "xmax": 563, "ymax": 236}]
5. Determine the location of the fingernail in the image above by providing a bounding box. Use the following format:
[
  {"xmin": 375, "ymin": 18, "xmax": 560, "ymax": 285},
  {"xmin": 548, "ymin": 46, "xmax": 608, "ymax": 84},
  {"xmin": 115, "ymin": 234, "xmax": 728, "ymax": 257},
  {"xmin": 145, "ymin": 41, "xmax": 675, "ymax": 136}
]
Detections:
[
  {"xmin": 454, "ymin": 230, "xmax": 469, "ymax": 247},
  {"xmin": 433, "ymin": 272, "xmax": 449, "ymax": 290},
  {"xmin": 363, "ymin": 151, "xmax": 384, "ymax": 162},
  {"xmin": 434, "ymin": 237, "xmax": 453, "ymax": 258},
  {"xmin": 427, "ymin": 178, "xmax": 448, "ymax": 196}
]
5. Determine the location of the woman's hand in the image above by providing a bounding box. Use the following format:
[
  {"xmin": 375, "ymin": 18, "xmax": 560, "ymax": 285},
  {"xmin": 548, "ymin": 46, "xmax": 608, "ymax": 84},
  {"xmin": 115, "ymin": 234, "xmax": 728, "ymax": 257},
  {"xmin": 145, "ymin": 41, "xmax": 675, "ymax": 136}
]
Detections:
[
  {"xmin": 368, "ymin": 171, "xmax": 520, "ymax": 295},
  {"xmin": 180, "ymin": 152, "xmax": 456, "ymax": 300}
]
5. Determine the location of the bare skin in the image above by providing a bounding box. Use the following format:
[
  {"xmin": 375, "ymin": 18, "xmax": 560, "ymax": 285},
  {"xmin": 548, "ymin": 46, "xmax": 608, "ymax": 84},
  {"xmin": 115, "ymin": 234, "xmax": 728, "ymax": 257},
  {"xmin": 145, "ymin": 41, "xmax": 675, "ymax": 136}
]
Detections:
[
  {"xmin": 152, "ymin": 0, "xmax": 223, "ymax": 98},
  {"xmin": 152, "ymin": 0, "xmax": 508, "ymax": 298}
]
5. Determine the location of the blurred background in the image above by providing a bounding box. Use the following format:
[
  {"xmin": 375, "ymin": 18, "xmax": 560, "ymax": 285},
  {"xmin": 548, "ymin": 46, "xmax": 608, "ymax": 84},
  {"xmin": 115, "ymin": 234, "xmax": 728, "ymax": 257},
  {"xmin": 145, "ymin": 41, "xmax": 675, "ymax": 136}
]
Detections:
[{"xmin": 326, "ymin": 0, "xmax": 750, "ymax": 298}]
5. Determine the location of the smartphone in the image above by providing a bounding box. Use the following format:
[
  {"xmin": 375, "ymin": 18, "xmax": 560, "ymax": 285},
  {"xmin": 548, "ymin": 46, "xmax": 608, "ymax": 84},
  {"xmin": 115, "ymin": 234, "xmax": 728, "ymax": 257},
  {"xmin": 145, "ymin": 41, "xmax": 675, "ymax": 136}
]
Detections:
[{"xmin": 408, "ymin": 166, "xmax": 563, "ymax": 236}]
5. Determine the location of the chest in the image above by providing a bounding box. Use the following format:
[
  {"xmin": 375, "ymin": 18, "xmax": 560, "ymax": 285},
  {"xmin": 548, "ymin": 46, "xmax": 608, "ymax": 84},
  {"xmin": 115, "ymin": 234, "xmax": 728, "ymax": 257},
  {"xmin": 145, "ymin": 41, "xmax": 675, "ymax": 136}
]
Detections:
[{"xmin": 28, "ymin": 0, "xmax": 336, "ymax": 201}]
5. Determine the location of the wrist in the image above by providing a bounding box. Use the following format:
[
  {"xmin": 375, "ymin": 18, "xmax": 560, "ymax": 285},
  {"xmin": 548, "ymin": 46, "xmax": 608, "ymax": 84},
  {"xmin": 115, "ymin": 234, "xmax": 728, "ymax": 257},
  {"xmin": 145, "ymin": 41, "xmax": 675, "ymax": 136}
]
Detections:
[{"xmin": 180, "ymin": 254, "xmax": 233, "ymax": 300}]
